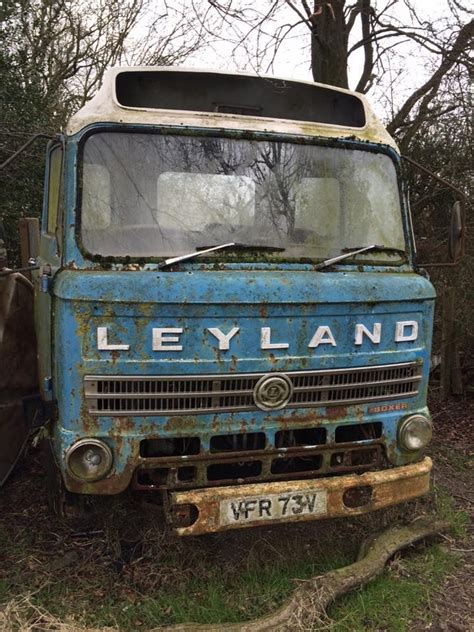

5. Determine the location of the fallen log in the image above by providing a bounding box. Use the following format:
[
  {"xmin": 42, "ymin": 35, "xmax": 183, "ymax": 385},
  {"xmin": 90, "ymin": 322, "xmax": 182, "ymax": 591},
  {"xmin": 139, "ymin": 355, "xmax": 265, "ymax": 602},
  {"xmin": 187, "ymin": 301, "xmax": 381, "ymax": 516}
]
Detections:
[{"xmin": 155, "ymin": 517, "xmax": 450, "ymax": 632}]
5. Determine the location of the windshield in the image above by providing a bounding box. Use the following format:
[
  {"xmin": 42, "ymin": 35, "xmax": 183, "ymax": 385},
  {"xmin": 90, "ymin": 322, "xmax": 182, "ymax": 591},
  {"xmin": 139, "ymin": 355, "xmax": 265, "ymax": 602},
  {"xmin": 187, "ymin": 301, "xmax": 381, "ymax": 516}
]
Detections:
[{"xmin": 79, "ymin": 132, "xmax": 406, "ymax": 262}]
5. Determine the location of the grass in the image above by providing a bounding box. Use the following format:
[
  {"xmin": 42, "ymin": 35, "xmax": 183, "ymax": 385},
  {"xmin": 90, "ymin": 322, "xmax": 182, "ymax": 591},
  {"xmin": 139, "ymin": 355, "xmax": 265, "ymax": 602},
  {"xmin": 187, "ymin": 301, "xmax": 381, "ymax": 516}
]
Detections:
[
  {"xmin": 434, "ymin": 485, "xmax": 469, "ymax": 538},
  {"xmin": 0, "ymin": 516, "xmax": 461, "ymax": 631},
  {"xmin": 14, "ymin": 540, "xmax": 353, "ymax": 629},
  {"xmin": 328, "ymin": 544, "xmax": 459, "ymax": 631}
]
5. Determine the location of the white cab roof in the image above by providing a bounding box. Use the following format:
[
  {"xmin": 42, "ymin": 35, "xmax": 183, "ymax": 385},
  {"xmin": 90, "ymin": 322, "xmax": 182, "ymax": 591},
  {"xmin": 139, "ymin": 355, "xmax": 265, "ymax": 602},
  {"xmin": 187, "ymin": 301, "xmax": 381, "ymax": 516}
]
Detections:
[{"xmin": 66, "ymin": 66, "xmax": 398, "ymax": 152}]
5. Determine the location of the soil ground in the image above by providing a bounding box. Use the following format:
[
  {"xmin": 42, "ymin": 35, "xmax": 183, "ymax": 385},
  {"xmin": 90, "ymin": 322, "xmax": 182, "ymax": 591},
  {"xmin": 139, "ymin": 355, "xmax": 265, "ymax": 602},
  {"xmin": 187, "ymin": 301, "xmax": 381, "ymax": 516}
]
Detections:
[
  {"xmin": 415, "ymin": 394, "xmax": 473, "ymax": 631},
  {"xmin": 0, "ymin": 393, "xmax": 472, "ymax": 631}
]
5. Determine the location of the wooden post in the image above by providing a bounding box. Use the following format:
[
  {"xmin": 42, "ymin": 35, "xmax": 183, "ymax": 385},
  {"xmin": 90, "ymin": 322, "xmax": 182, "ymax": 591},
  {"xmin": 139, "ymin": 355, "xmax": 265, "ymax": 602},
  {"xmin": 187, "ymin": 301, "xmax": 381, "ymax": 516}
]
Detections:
[
  {"xmin": 451, "ymin": 342, "xmax": 464, "ymax": 395},
  {"xmin": 18, "ymin": 217, "xmax": 39, "ymax": 279},
  {"xmin": 440, "ymin": 288, "xmax": 455, "ymax": 399}
]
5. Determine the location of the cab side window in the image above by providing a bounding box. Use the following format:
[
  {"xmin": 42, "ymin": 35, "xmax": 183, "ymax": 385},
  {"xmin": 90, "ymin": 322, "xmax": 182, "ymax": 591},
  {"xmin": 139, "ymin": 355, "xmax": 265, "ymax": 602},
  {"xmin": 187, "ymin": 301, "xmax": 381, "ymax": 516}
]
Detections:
[{"xmin": 46, "ymin": 146, "xmax": 63, "ymax": 235}]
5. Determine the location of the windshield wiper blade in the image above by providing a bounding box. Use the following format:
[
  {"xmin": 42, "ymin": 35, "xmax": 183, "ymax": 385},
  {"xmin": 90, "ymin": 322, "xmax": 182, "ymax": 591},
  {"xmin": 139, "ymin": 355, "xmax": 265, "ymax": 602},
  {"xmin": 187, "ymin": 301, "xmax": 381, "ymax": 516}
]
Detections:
[
  {"xmin": 314, "ymin": 244, "xmax": 406, "ymax": 271},
  {"xmin": 343, "ymin": 245, "xmax": 407, "ymax": 256},
  {"xmin": 158, "ymin": 242, "xmax": 237, "ymax": 269},
  {"xmin": 158, "ymin": 242, "xmax": 285, "ymax": 269},
  {"xmin": 197, "ymin": 242, "xmax": 285, "ymax": 252}
]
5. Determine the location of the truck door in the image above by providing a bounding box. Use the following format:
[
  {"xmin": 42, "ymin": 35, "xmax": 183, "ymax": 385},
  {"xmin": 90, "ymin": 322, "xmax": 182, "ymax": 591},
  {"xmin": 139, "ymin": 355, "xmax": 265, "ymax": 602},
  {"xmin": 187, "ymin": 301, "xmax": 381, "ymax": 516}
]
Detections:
[{"xmin": 34, "ymin": 143, "xmax": 63, "ymax": 402}]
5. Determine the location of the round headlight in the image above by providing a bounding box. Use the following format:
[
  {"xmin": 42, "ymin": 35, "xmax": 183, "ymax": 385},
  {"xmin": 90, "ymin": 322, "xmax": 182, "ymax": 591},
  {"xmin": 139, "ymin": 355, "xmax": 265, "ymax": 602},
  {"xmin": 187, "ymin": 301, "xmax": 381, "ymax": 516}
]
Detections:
[
  {"xmin": 66, "ymin": 439, "xmax": 113, "ymax": 482},
  {"xmin": 398, "ymin": 415, "xmax": 432, "ymax": 451}
]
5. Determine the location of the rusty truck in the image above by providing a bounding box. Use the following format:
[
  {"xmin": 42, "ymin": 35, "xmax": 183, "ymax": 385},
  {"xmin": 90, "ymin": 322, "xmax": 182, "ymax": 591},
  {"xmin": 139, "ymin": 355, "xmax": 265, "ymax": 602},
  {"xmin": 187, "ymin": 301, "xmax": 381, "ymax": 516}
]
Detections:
[{"xmin": 0, "ymin": 68, "xmax": 464, "ymax": 534}]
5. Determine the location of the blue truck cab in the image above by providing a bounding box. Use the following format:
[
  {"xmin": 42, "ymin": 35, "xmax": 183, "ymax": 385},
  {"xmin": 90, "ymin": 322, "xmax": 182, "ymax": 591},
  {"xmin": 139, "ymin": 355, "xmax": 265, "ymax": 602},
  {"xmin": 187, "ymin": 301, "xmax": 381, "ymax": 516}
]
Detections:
[{"xmin": 36, "ymin": 68, "xmax": 435, "ymax": 534}]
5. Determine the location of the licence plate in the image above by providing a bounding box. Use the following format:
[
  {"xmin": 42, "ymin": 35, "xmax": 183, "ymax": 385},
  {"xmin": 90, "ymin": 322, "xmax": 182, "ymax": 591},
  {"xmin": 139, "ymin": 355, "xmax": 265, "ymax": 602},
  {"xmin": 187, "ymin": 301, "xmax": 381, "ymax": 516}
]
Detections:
[{"xmin": 219, "ymin": 489, "xmax": 327, "ymax": 526}]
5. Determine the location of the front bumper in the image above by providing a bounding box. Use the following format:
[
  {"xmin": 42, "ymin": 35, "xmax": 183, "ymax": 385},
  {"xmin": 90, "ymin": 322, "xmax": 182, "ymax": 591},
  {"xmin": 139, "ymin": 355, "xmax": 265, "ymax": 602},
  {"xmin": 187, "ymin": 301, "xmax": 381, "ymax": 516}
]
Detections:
[{"xmin": 169, "ymin": 457, "xmax": 432, "ymax": 535}]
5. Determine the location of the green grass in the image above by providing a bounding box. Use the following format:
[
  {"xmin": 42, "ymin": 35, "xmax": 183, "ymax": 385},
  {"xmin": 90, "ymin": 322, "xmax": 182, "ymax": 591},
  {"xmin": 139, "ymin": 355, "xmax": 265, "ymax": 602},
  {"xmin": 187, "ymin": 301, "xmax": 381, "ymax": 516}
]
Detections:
[
  {"xmin": 7, "ymin": 533, "xmax": 460, "ymax": 631},
  {"xmin": 434, "ymin": 485, "xmax": 469, "ymax": 538},
  {"xmin": 25, "ymin": 550, "xmax": 353, "ymax": 629},
  {"xmin": 328, "ymin": 544, "xmax": 458, "ymax": 631},
  {"xmin": 448, "ymin": 452, "xmax": 472, "ymax": 472}
]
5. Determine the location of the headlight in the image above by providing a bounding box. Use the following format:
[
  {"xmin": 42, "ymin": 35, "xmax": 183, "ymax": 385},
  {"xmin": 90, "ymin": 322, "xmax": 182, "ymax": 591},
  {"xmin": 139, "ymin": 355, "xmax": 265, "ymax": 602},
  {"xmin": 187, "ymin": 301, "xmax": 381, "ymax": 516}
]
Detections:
[
  {"xmin": 398, "ymin": 415, "xmax": 432, "ymax": 451},
  {"xmin": 66, "ymin": 439, "xmax": 113, "ymax": 482}
]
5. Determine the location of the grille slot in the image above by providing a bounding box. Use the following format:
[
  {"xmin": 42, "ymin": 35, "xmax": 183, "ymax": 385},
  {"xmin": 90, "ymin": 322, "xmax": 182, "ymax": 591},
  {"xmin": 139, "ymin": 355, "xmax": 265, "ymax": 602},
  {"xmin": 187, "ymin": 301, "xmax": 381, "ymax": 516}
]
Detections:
[
  {"xmin": 136, "ymin": 426, "xmax": 385, "ymax": 489},
  {"xmin": 134, "ymin": 444, "xmax": 385, "ymax": 490},
  {"xmin": 85, "ymin": 362, "xmax": 422, "ymax": 416}
]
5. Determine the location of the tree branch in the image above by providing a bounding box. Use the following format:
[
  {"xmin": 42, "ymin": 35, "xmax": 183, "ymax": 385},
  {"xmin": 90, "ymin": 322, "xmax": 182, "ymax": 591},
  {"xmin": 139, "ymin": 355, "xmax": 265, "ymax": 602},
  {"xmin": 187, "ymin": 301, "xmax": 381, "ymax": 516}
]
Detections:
[
  {"xmin": 355, "ymin": 0, "xmax": 374, "ymax": 93},
  {"xmin": 387, "ymin": 19, "xmax": 474, "ymax": 136}
]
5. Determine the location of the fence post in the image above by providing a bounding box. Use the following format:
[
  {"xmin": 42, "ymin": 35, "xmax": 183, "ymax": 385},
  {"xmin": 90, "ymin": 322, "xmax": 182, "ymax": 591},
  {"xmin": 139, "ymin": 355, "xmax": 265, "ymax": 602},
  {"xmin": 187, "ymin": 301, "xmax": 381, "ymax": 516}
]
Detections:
[{"xmin": 440, "ymin": 288, "xmax": 455, "ymax": 398}]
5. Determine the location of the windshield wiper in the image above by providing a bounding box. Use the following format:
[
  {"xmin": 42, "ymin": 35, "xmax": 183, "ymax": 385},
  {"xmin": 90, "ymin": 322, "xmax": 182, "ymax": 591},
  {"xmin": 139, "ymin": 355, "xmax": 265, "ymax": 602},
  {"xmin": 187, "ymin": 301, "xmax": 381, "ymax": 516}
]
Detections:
[
  {"xmin": 314, "ymin": 244, "xmax": 406, "ymax": 271},
  {"xmin": 158, "ymin": 242, "xmax": 285, "ymax": 269},
  {"xmin": 158, "ymin": 242, "xmax": 236, "ymax": 269},
  {"xmin": 197, "ymin": 242, "xmax": 285, "ymax": 253}
]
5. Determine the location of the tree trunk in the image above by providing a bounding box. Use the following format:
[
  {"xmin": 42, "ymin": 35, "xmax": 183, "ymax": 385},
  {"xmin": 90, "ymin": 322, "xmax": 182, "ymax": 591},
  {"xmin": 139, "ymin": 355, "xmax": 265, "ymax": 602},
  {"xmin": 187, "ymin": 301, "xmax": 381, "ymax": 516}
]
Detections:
[{"xmin": 311, "ymin": 1, "xmax": 349, "ymax": 88}]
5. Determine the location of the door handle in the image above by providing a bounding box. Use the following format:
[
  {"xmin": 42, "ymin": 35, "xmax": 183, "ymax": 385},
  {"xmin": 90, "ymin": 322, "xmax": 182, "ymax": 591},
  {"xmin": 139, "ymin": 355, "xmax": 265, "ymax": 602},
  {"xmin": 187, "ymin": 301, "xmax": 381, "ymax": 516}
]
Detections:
[{"xmin": 39, "ymin": 263, "xmax": 53, "ymax": 292}]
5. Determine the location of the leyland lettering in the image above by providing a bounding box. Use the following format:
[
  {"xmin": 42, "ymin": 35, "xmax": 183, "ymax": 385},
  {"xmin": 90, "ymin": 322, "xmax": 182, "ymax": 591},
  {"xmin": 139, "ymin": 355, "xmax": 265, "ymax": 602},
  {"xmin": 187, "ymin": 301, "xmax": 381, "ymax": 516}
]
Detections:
[
  {"xmin": 30, "ymin": 67, "xmax": 435, "ymax": 535},
  {"xmin": 96, "ymin": 321, "xmax": 420, "ymax": 352}
]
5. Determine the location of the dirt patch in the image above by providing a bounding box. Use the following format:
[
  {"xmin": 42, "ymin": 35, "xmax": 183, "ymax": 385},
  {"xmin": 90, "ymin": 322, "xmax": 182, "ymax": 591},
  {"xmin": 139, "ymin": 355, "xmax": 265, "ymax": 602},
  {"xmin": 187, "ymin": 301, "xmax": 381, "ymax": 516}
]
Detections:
[{"xmin": 417, "ymin": 393, "xmax": 474, "ymax": 632}]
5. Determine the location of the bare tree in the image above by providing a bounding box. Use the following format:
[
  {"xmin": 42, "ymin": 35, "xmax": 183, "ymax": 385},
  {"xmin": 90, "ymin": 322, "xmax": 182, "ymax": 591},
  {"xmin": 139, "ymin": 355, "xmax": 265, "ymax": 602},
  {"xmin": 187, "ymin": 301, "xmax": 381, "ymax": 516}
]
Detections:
[
  {"xmin": 2, "ymin": 0, "xmax": 215, "ymax": 120},
  {"xmin": 194, "ymin": 1, "xmax": 473, "ymax": 141},
  {"xmin": 0, "ymin": 0, "xmax": 215, "ymax": 262}
]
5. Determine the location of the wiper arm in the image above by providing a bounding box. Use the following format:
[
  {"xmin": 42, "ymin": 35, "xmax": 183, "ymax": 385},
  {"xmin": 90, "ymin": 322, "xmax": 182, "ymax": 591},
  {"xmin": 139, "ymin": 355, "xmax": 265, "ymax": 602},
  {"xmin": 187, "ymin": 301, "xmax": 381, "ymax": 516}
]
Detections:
[
  {"xmin": 158, "ymin": 242, "xmax": 285, "ymax": 269},
  {"xmin": 315, "ymin": 244, "xmax": 405, "ymax": 271}
]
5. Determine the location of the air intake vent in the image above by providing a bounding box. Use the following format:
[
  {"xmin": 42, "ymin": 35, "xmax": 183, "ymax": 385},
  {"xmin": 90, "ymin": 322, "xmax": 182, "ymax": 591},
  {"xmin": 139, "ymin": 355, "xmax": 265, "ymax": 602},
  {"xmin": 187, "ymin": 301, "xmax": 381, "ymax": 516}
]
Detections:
[{"xmin": 115, "ymin": 71, "xmax": 366, "ymax": 127}]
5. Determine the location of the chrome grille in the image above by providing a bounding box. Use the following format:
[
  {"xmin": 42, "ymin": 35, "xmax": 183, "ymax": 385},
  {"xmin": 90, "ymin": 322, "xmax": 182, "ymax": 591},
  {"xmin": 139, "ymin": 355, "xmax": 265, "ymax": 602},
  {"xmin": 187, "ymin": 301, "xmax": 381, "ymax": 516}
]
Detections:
[{"xmin": 84, "ymin": 362, "xmax": 422, "ymax": 416}]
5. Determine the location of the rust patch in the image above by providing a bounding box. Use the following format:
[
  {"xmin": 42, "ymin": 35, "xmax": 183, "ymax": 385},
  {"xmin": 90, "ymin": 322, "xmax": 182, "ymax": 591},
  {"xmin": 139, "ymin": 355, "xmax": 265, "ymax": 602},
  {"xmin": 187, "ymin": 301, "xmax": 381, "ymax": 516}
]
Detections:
[
  {"xmin": 113, "ymin": 417, "xmax": 135, "ymax": 432},
  {"xmin": 164, "ymin": 416, "xmax": 198, "ymax": 433},
  {"xmin": 110, "ymin": 350, "xmax": 120, "ymax": 365},
  {"xmin": 268, "ymin": 353, "xmax": 278, "ymax": 365},
  {"xmin": 275, "ymin": 410, "xmax": 322, "ymax": 425},
  {"xmin": 325, "ymin": 406, "xmax": 348, "ymax": 420},
  {"xmin": 80, "ymin": 410, "xmax": 100, "ymax": 434},
  {"xmin": 239, "ymin": 419, "xmax": 248, "ymax": 434}
]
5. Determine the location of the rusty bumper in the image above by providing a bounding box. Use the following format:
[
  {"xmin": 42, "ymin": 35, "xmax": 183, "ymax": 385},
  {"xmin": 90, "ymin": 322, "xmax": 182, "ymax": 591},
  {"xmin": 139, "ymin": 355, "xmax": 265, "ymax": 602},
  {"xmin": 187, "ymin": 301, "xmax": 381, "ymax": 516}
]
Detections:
[{"xmin": 169, "ymin": 457, "xmax": 432, "ymax": 536}]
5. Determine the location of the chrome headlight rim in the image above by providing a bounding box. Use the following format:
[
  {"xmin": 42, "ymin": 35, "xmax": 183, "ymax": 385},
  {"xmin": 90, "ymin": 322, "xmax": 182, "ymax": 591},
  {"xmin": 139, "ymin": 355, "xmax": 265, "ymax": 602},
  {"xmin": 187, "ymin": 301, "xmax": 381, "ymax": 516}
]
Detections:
[
  {"xmin": 65, "ymin": 438, "xmax": 113, "ymax": 482},
  {"xmin": 398, "ymin": 414, "xmax": 432, "ymax": 452}
]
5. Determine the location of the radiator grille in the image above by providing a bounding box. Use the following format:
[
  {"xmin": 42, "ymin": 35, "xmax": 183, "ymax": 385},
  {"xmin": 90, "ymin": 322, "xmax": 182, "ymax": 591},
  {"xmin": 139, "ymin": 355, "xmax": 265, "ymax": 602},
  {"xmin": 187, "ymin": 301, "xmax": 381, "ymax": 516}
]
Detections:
[{"xmin": 84, "ymin": 362, "xmax": 422, "ymax": 416}]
